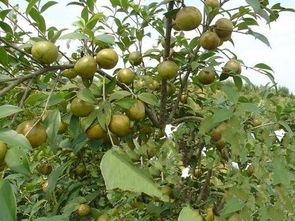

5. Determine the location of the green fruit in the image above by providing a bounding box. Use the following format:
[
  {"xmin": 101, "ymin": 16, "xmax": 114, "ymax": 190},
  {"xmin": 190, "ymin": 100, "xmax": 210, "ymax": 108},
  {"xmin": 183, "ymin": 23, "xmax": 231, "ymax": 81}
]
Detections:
[
  {"xmin": 86, "ymin": 124, "xmax": 107, "ymax": 139},
  {"xmin": 126, "ymin": 100, "xmax": 145, "ymax": 121},
  {"xmin": 96, "ymin": 48, "xmax": 118, "ymax": 69},
  {"xmin": 70, "ymin": 98, "xmax": 94, "ymax": 117},
  {"xmin": 97, "ymin": 214, "xmax": 109, "ymax": 221},
  {"xmin": 223, "ymin": 59, "xmax": 241, "ymax": 75},
  {"xmin": 198, "ymin": 69, "xmax": 216, "ymax": 85},
  {"xmin": 117, "ymin": 68, "xmax": 135, "ymax": 84},
  {"xmin": 162, "ymin": 185, "xmax": 172, "ymax": 196},
  {"xmin": 167, "ymin": 83, "xmax": 176, "ymax": 96},
  {"xmin": 0, "ymin": 142, "xmax": 7, "ymax": 162},
  {"xmin": 128, "ymin": 51, "xmax": 142, "ymax": 66},
  {"xmin": 158, "ymin": 60, "xmax": 178, "ymax": 79},
  {"xmin": 75, "ymin": 164, "xmax": 86, "ymax": 176},
  {"xmin": 58, "ymin": 121, "xmax": 68, "ymax": 134},
  {"xmin": 74, "ymin": 56, "xmax": 97, "ymax": 79},
  {"xmin": 77, "ymin": 204, "xmax": 91, "ymax": 216},
  {"xmin": 135, "ymin": 79, "xmax": 145, "ymax": 89},
  {"xmin": 210, "ymin": 122, "xmax": 228, "ymax": 141},
  {"xmin": 147, "ymin": 80, "xmax": 160, "ymax": 90},
  {"xmin": 200, "ymin": 31, "xmax": 220, "ymax": 50},
  {"xmin": 109, "ymin": 114, "xmax": 131, "ymax": 137},
  {"xmin": 38, "ymin": 163, "xmax": 52, "ymax": 175},
  {"xmin": 252, "ymin": 119, "xmax": 262, "ymax": 127},
  {"xmin": 215, "ymin": 18, "xmax": 234, "ymax": 39},
  {"xmin": 175, "ymin": 6, "xmax": 202, "ymax": 31},
  {"xmin": 180, "ymin": 94, "xmax": 188, "ymax": 103},
  {"xmin": 61, "ymin": 69, "xmax": 78, "ymax": 79},
  {"xmin": 16, "ymin": 120, "xmax": 47, "ymax": 148},
  {"xmin": 205, "ymin": 0, "xmax": 220, "ymax": 8},
  {"xmin": 31, "ymin": 41, "xmax": 58, "ymax": 64}
]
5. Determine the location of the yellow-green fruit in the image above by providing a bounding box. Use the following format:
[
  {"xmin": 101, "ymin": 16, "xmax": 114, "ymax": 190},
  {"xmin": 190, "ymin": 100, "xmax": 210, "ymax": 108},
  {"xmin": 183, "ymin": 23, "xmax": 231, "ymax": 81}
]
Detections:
[
  {"xmin": 58, "ymin": 121, "xmax": 68, "ymax": 134},
  {"xmin": 126, "ymin": 100, "xmax": 145, "ymax": 121},
  {"xmin": 200, "ymin": 31, "xmax": 220, "ymax": 50},
  {"xmin": 180, "ymin": 94, "xmax": 188, "ymax": 103},
  {"xmin": 194, "ymin": 168, "xmax": 202, "ymax": 177},
  {"xmin": 147, "ymin": 80, "xmax": 160, "ymax": 90},
  {"xmin": 205, "ymin": 0, "xmax": 220, "ymax": 8},
  {"xmin": 74, "ymin": 56, "xmax": 97, "ymax": 79},
  {"xmin": 198, "ymin": 69, "xmax": 216, "ymax": 85},
  {"xmin": 215, "ymin": 139, "xmax": 226, "ymax": 150},
  {"xmin": 86, "ymin": 124, "xmax": 107, "ymax": 139},
  {"xmin": 135, "ymin": 79, "xmax": 145, "ymax": 89},
  {"xmin": 31, "ymin": 41, "xmax": 58, "ymax": 64},
  {"xmin": 210, "ymin": 122, "xmax": 228, "ymax": 141},
  {"xmin": 228, "ymin": 213, "xmax": 242, "ymax": 221},
  {"xmin": 97, "ymin": 214, "xmax": 109, "ymax": 221},
  {"xmin": 75, "ymin": 164, "xmax": 86, "ymax": 176},
  {"xmin": 167, "ymin": 83, "xmax": 176, "ymax": 96},
  {"xmin": 158, "ymin": 60, "xmax": 178, "ymax": 79},
  {"xmin": 205, "ymin": 208, "xmax": 214, "ymax": 221},
  {"xmin": 96, "ymin": 48, "xmax": 118, "ymax": 69},
  {"xmin": 192, "ymin": 210, "xmax": 204, "ymax": 221},
  {"xmin": 252, "ymin": 119, "xmax": 262, "ymax": 127},
  {"xmin": 128, "ymin": 51, "xmax": 142, "ymax": 66},
  {"xmin": 223, "ymin": 59, "xmax": 241, "ymax": 75},
  {"xmin": 77, "ymin": 204, "xmax": 91, "ymax": 216},
  {"xmin": 162, "ymin": 185, "xmax": 172, "ymax": 196},
  {"xmin": 117, "ymin": 68, "xmax": 135, "ymax": 84},
  {"xmin": 16, "ymin": 120, "xmax": 47, "ymax": 148},
  {"xmin": 109, "ymin": 114, "xmax": 131, "ymax": 137},
  {"xmin": 215, "ymin": 18, "xmax": 234, "ymax": 39},
  {"xmin": 61, "ymin": 69, "xmax": 78, "ymax": 79},
  {"xmin": 38, "ymin": 164, "xmax": 52, "ymax": 175},
  {"xmin": 0, "ymin": 142, "xmax": 7, "ymax": 162},
  {"xmin": 175, "ymin": 6, "xmax": 202, "ymax": 31},
  {"xmin": 70, "ymin": 98, "xmax": 94, "ymax": 117},
  {"xmin": 172, "ymin": 20, "xmax": 181, "ymax": 31}
]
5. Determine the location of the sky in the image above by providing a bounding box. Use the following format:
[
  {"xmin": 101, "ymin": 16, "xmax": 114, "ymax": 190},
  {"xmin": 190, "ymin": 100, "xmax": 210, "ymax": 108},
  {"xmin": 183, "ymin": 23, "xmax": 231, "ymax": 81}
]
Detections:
[{"xmin": 7, "ymin": 0, "xmax": 295, "ymax": 93}]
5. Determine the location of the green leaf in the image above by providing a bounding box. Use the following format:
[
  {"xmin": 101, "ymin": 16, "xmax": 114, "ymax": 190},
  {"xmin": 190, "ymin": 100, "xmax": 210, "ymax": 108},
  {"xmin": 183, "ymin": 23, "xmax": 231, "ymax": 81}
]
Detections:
[
  {"xmin": 0, "ymin": 9, "xmax": 11, "ymax": 20},
  {"xmin": 29, "ymin": 8, "xmax": 46, "ymax": 33},
  {"xmin": 273, "ymin": 157, "xmax": 295, "ymax": 186},
  {"xmin": 109, "ymin": 91, "xmax": 131, "ymax": 101},
  {"xmin": 233, "ymin": 75, "xmax": 243, "ymax": 90},
  {"xmin": 0, "ymin": 179, "xmax": 17, "ymax": 221},
  {"xmin": 40, "ymin": 1, "xmax": 58, "ymax": 13},
  {"xmin": 212, "ymin": 109, "xmax": 233, "ymax": 124},
  {"xmin": 178, "ymin": 207, "xmax": 203, "ymax": 221},
  {"xmin": 80, "ymin": 109, "xmax": 99, "ymax": 131},
  {"xmin": 249, "ymin": 31, "xmax": 271, "ymax": 47},
  {"xmin": 120, "ymin": 0, "xmax": 128, "ymax": 10},
  {"xmin": 186, "ymin": 97, "xmax": 201, "ymax": 113},
  {"xmin": 5, "ymin": 147, "xmax": 31, "ymax": 175},
  {"xmin": 101, "ymin": 149, "xmax": 167, "ymax": 201},
  {"xmin": 26, "ymin": 0, "xmax": 39, "ymax": 14},
  {"xmin": 254, "ymin": 63, "xmax": 273, "ymax": 72},
  {"xmin": 0, "ymin": 47, "xmax": 9, "ymax": 66},
  {"xmin": 238, "ymin": 103, "xmax": 260, "ymax": 113},
  {"xmin": 77, "ymin": 88, "xmax": 96, "ymax": 104},
  {"xmin": 138, "ymin": 93, "xmax": 158, "ymax": 106},
  {"xmin": 34, "ymin": 215, "xmax": 69, "ymax": 221},
  {"xmin": 45, "ymin": 162, "xmax": 71, "ymax": 197},
  {"xmin": 221, "ymin": 197, "xmax": 245, "ymax": 217},
  {"xmin": 0, "ymin": 129, "xmax": 32, "ymax": 150},
  {"xmin": 278, "ymin": 121, "xmax": 292, "ymax": 133},
  {"xmin": 43, "ymin": 110, "xmax": 61, "ymax": 148},
  {"xmin": 86, "ymin": 13, "xmax": 105, "ymax": 29},
  {"xmin": 222, "ymin": 85, "xmax": 238, "ymax": 104},
  {"xmin": 116, "ymin": 97, "xmax": 136, "ymax": 109},
  {"xmin": 97, "ymin": 101, "xmax": 112, "ymax": 130},
  {"xmin": 0, "ymin": 0, "xmax": 8, "ymax": 6},
  {"xmin": 0, "ymin": 105, "xmax": 22, "ymax": 119},
  {"xmin": 60, "ymin": 32, "xmax": 88, "ymax": 40},
  {"xmin": 94, "ymin": 34, "xmax": 115, "ymax": 45},
  {"xmin": 246, "ymin": 0, "xmax": 261, "ymax": 13},
  {"xmin": 0, "ymin": 21, "xmax": 12, "ymax": 33}
]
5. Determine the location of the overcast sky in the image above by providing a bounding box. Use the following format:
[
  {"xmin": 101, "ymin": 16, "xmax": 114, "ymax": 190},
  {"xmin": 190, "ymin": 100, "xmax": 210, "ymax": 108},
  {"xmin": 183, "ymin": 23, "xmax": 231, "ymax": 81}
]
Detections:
[{"xmin": 9, "ymin": 0, "xmax": 295, "ymax": 93}]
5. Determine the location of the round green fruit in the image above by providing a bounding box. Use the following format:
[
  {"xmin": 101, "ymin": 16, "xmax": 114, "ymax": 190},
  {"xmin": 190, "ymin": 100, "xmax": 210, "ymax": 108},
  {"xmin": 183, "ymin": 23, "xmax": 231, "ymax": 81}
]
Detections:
[
  {"xmin": 109, "ymin": 114, "xmax": 131, "ymax": 137},
  {"xmin": 128, "ymin": 51, "xmax": 142, "ymax": 66},
  {"xmin": 0, "ymin": 142, "xmax": 7, "ymax": 162},
  {"xmin": 58, "ymin": 121, "xmax": 68, "ymax": 134},
  {"xmin": 70, "ymin": 98, "xmax": 94, "ymax": 117},
  {"xmin": 96, "ymin": 48, "xmax": 118, "ymax": 69},
  {"xmin": 175, "ymin": 6, "xmax": 202, "ymax": 31},
  {"xmin": 77, "ymin": 204, "xmax": 91, "ymax": 216},
  {"xmin": 74, "ymin": 56, "xmax": 97, "ymax": 79},
  {"xmin": 200, "ymin": 31, "xmax": 220, "ymax": 50},
  {"xmin": 38, "ymin": 163, "xmax": 52, "ymax": 175},
  {"xmin": 97, "ymin": 214, "xmax": 109, "ymax": 221},
  {"xmin": 205, "ymin": 0, "xmax": 220, "ymax": 8},
  {"xmin": 86, "ymin": 124, "xmax": 107, "ymax": 139},
  {"xmin": 198, "ymin": 69, "xmax": 216, "ymax": 85},
  {"xmin": 16, "ymin": 120, "xmax": 47, "ymax": 148},
  {"xmin": 210, "ymin": 122, "xmax": 228, "ymax": 142},
  {"xmin": 158, "ymin": 60, "xmax": 178, "ymax": 79},
  {"xmin": 223, "ymin": 59, "xmax": 241, "ymax": 75},
  {"xmin": 126, "ymin": 100, "xmax": 145, "ymax": 121},
  {"xmin": 61, "ymin": 69, "xmax": 78, "ymax": 79},
  {"xmin": 117, "ymin": 68, "xmax": 135, "ymax": 85},
  {"xmin": 75, "ymin": 164, "xmax": 86, "ymax": 176},
  {"xmin": 215, "ymin": 18, "xmax": 234, "ymax": 39},
  {"xmin": 31, "ymin": 41, "xmax": 58, "ymax": 64}
]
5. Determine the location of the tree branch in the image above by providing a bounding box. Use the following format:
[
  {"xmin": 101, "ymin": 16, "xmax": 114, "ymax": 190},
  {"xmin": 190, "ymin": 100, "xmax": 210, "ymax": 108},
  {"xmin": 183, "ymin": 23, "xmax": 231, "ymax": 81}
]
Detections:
[
  {"xmin": 159, "ymin": 0, "xmax": 174, "ymax": 127},
  {"xmin": 196, "ymin": 169, "xmax": 213, "ymax": 204}
]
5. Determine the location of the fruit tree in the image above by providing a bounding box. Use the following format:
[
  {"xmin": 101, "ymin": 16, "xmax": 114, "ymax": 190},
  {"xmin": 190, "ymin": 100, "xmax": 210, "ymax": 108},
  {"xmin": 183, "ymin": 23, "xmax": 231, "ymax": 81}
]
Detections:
[{"xmin": 0, "ymin": 0, "xmax": 295, "ymax": 220}]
